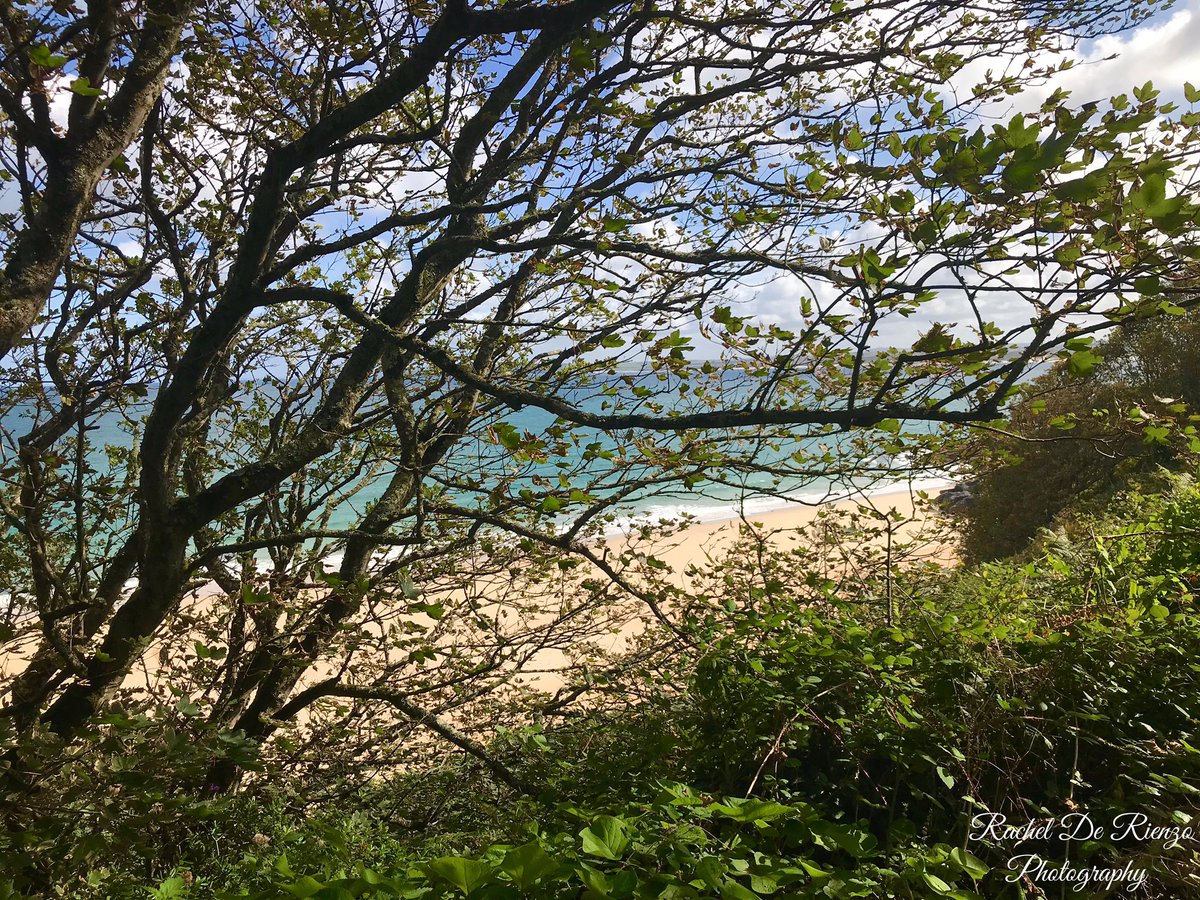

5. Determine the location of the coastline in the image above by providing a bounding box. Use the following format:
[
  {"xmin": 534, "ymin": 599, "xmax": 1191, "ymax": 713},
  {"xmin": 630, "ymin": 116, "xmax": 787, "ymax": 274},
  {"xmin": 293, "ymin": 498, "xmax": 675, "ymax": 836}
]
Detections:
[
  {"xmin": 560, "ymin": 481, "xmax": 958, "ymax": 667},
  {"xmin": 1, "ymin": 480, "xmax": 959, "ymax": 691},
  {"xmin": 604, "ymin": 478, "xmax": 956, "ymax": 577}
]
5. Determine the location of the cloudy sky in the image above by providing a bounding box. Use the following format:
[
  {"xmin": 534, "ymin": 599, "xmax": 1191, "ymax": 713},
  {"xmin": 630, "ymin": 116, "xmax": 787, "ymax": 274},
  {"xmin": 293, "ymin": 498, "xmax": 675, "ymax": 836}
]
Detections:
[
  {"xmin": 4, "ymin": 1, "xmax": 1195, "ymax": 360},
  {"xmin": 1048, "ymin": 0, "xmax": 1200, "ymax": 107},
  {"xmin": 726, "ymin": 0, "xmax": 1200, "ymax": 352}
]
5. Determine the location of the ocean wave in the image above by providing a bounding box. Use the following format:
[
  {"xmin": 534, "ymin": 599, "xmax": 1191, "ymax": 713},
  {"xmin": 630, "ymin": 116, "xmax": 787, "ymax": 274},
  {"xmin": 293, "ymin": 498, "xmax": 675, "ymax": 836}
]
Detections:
[{"xmin": 598, "ymin": 475, "xmax": 956, "ymax": 537}]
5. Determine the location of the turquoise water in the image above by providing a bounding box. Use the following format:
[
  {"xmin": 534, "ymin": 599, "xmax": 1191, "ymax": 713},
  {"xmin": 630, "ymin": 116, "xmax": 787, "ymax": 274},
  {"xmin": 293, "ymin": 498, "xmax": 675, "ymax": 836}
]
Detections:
[{"xmin": 0, "ymin": 372, "xmax": 948, "ymax": 543}]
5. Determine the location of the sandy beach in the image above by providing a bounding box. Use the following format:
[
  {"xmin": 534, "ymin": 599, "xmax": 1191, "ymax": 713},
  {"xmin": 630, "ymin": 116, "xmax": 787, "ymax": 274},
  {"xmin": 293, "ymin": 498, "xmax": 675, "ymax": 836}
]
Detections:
[
  {"xmin": 607, "ymin": 482, "xmax": 955, "ymax": 577},
  {"xmin": 1, "ymin": 483, "xmax": 957, "ymax": 703},
  {"xmin": 499, "ymin": 482, "xmax": 958, "ymax": 681}
]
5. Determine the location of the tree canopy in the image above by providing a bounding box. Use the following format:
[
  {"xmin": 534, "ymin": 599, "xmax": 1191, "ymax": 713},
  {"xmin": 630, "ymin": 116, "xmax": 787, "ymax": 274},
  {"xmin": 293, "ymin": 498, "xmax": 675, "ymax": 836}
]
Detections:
[{"xmin": 1, "ymin": 0, "xmax": 1198, "ymax": 806}]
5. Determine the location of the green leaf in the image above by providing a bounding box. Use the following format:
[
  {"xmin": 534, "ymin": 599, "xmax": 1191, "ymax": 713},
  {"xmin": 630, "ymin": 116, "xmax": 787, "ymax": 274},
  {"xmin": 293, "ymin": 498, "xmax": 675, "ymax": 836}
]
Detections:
[
  {"xmin": 912, "ymin": 323, "xmax": 953, "ymax": 353},
  {"xmin": 500, "ymin": 842, "xmax": 558, "ymax": 890},
  {"xmin": 69, "ymin": 76, "xmax": 103, "ymax": 96},
  {"xmin": 29, "ymin": 45, "xmax": 67, "ymax": 68},
  {"xmin": 1128, "ymin": 172, "xmax": 1181, "ymax": 218},
  {"xmin": 398, "ymin": 573, "xmax": 420, "ymax": 600},
  {"xmin": 1134, "ymin": 275, "xmax": 1161, "ymax": 295},
  {"xmin": 493, "ymin": 422, "xmax": 521, "ymax": 450},
  {"xmin": 282, "ymin": 876, "xmax": 324, "ymax": 898},
  {"xmin": 889, "ymin": 191, "xmax": 916, "ymax": 214},
  {"xmin": 427, "ymin": 856, "xmax": 493, "ymax": 895},
  {"xmin": 922, "ymin": 872, "xmax": 954, "ymax": 894},
  {"xmin": 1054, "ymin": 242, "xmax": 1082, "ymax": 267},
  {"xmin": 580, "ymin": 815, "xmax": 629, "ymax": 860},
  {"xmin": 949, "ymin": 847, "xmax": 989, "ymax": 880},
  {"xmin": 176, "ymin": 695, "xmax": 201, "ymax": 717},
  {"xmin": 1053, "ymin": 172, "xmax": 1103, "ymax": 202},
  {"xmin": 720, "ymin": 879, "xmax": 760, "ymax": 900},
  {"xmin": 148, "ymin": 876, "xmax": 189, "ymax": 899},
  {"xmin": 711, "ymin": 798, "xmax": 793, "ymax": 822},
  {"xmin": 999, "ymin": 114, "xmax": 1040, "ymax": 149},
  {"xmin": 1143, "ymin": 425, "xmax": 1171, "ymax": 444},
  {"xmin": 876, "ymin": 418, "xmax": 901, "ymax": 434},
  {"xmin": 1001, "ymin": 156, "xmax": 1042, "ymax": 192},
  {"xmin": 577, "ymin": 863, "xmax": 611, "ymax": 897},
  {"xmin": 1066, "ymin": 349, "xmax": 1103, "ymax": 377},
  {"xmin": 798, "ymin": 860, "xmax": 831, "ymax": 878},
  {"xmin": 275, "ymin": 852, "xmax": 295, "ymax": 879}
]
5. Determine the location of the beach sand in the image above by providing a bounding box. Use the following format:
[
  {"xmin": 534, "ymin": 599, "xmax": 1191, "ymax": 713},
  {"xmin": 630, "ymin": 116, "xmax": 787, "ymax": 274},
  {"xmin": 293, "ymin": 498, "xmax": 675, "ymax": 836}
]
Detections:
[
  {"xmin": 2, "ymin": 484, "xmax": 957, "ymax": 714},
  {"xmin": 510, "ymin": 483, "xmax": 956, "ymax": 690},
  {"xmin": 610, "ymin": 483, "xmax": 954, "ymax": 578}
]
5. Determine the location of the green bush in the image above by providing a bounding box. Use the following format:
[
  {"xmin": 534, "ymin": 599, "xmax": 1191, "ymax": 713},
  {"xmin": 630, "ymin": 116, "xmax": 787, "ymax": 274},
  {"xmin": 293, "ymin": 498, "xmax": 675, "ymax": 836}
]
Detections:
[
  {"xmin": 951, "ymin": 310, "xmax": 1200, "ymax": 562},
  {"xmin": 8, "ymin": 478, "xmax": 1200, "ymax": 898}
]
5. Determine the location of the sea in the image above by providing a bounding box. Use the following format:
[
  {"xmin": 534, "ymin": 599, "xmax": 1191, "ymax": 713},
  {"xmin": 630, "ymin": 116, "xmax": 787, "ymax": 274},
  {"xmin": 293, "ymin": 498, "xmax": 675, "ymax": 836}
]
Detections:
[{"xmin": 0, "ymin": 370, "xmax": 955, "ymax": 548}]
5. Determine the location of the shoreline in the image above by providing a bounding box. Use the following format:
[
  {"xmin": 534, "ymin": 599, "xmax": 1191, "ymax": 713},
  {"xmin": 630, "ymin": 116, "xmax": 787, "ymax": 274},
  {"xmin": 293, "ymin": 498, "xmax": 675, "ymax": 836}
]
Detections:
[
  {"xmin": 599, "ymin": 475, "xmax": 955, "ymax": 537},
  {"xmin": 604, "ymin": 480, "xmax": 957, "ymax": 584},
  {"xmin": 1, "ymin": 481, "xmax": 959, "ymax": 709}
]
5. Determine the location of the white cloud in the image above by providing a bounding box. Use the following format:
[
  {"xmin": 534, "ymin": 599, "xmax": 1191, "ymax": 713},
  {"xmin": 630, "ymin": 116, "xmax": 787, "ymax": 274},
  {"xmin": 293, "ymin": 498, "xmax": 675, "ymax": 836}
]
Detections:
[
  {"xmin": 1054, "ymin": 1, "xmax": 1200, "ymax": 105},
  {"xmin": 960, "ymin": 0, "xmax": 1200, "ymax": 116},
  {"xmin": 745, "ymin": 3, "xmax": 1200, "ymax": 351}
]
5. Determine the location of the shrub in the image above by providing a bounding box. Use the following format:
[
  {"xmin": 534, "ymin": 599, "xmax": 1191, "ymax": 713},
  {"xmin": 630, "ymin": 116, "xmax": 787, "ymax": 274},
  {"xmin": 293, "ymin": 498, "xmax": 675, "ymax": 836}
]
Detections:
[{"xmin": 951, "ymin": 310, "xmax": 1200, "ymax": 562}]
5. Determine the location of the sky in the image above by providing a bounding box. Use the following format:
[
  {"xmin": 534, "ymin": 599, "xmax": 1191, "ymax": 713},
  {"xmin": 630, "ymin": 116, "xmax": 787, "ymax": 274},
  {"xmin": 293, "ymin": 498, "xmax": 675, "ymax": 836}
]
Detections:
[
  {"xmin": 1046, "ymin": 0, "xmax": 1200, "ymax": 108},
  {"xmin": 3, "ymin": 0, "xmax": 1196, "ymax": 360},
  {"xmin": 731, "ymin": 0, "xmax": 1200, "ymax": 351}
]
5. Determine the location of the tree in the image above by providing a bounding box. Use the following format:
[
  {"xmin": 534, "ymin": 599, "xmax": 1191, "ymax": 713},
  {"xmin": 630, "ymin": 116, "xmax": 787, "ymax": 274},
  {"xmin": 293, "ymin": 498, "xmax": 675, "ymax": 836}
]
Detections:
[
  {"xmin": 0, "ymin": 0, "xmax": 1197, "ymax": 810},
  {"xmin": 0, "ymin": 0, "xmax": 194, "ymax": 357}
]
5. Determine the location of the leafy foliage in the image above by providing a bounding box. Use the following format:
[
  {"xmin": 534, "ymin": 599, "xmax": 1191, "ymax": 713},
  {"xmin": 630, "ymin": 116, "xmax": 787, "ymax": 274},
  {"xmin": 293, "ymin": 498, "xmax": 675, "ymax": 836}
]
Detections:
[
  {"xmin": 948, "ymin": 311, "xmax": 1200, "ymax": 561},
  {"xmin": 6, "ymin": 476, "xmax": 1200, "ymax": 897},
  {"xmin": 3, "ymin": 1, "xmax": 1200, "ymax": 896}
]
